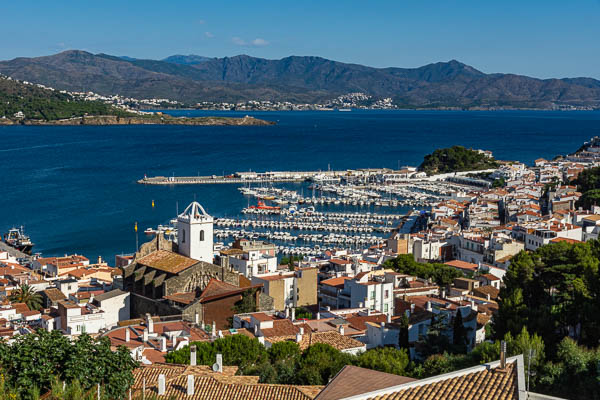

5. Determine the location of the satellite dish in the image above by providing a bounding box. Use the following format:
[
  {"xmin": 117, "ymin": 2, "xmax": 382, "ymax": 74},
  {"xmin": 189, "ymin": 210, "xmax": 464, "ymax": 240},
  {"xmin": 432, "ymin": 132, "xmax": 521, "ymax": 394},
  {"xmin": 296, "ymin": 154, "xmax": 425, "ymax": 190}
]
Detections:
[{"xmin": 212, "ymin": 363, "xmax": 220, "ymax": 372}]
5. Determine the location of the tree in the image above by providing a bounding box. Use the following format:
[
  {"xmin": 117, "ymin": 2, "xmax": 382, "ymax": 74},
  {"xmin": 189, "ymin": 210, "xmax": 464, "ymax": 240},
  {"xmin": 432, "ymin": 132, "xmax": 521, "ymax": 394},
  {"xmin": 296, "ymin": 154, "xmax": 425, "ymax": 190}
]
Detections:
[
  {"xmin": 397, "ymin": 314, "xmax": 410, "ymax": 351},
  {"xmin": 355, "ymin": 347, "xmax": 409, "ymax": 376},
  {"xmin": 383, "ymin": 255, "xmax": 462, "ymax": 286},
  {"xmin": 165, "ymin": 334, "xmax": 268, "ymax": 374},
  {"xmin": 452, "ymin": 312, "xmax": 467, "ymax": 348},
  {"xmin": 9, "ymin": 284, "xmax": 42, "ymax": 310},
  {"xmin": 0, "ymin": 330, "xmax": 136, "ymax": 399},
  {"xmin": 295, "ymin": 343, "xmax": 353, "ymax": 385}
]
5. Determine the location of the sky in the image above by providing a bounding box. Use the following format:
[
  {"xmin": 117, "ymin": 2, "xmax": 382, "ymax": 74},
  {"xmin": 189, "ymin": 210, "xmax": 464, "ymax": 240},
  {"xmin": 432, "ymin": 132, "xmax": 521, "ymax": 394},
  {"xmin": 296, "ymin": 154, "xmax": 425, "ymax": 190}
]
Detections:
[{"xmin": 2, "ymin": 1, "xmax": 600, "ymax": 79}]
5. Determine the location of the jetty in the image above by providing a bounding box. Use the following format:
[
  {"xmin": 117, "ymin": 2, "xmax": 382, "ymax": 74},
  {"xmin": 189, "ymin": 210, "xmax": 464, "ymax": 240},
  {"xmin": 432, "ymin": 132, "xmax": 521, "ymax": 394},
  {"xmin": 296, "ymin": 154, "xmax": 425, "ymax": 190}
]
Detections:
[{"xmin": 138, "ymin": 168, "xmax": 395, "ymax": 185}]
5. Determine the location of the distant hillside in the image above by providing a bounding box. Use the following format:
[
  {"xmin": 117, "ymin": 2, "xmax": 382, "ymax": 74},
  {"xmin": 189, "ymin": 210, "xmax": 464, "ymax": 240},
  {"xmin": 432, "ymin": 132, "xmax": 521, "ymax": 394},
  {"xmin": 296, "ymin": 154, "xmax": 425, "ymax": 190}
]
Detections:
[
  {"xmin": 162, "ymin": 55, "xmax": 213, "ymax": 65},
  {"xmin": 0, "ymin": 75, "xmax": 131, "ymax": 121},
  {"xmin": 1, "ymin": 50, "xmax": 599, "ymax": 108}
]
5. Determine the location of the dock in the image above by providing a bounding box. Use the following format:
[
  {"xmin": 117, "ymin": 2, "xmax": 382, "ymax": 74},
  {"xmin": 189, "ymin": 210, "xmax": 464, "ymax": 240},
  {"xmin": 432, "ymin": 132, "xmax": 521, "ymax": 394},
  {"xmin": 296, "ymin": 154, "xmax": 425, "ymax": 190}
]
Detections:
[
  {"xmin": 137, "ymin": 168, "xmax": 398, "ymax": 185},
  {"xmin": 0, "ymin": 241, "xmax": 32, "ymax": 260}
]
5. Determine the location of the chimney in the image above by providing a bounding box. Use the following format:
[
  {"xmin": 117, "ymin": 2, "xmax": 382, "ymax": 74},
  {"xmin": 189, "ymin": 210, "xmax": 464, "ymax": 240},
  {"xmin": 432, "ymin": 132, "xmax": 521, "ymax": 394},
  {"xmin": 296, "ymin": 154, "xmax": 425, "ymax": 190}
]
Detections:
[
  {"xmin": 215, "ymin": 353, "xmax": 223, "ymax": 373},
  {"xmin": 97, "ymin": 256, "xmax": 102, "ymax": 264},
  {"xmin": 158, "ymin": 374, "xmax": 165, "ymax": 395},
  {"xmin": 486, "ymin": 294, "xmax": 491, "ymax": 301},
  {"xmin": 316, "ymin": 312, "xmax": 321, "ymax": 320},
  {"xmin": 125, "ymin": 328, "xmax": 130, "ymax": 343},
  {"xmin": 339, "ymin": 325, "xmax": 345, "ymax": 336},
  {"xmin": 187, "ymin": 375, "xmax": 194, "ymax": 396},
  {"xmin": 426, "ymin": 301, "xmax": 432, "ymax": 312},
  {"xmin": 146, "ymin": 313, "xmax": 154, "ymax": 334},
  {"xmin": 190, "ymin": 345, "xmax": 197, "ymax": 366},
  {"xmin": 142, "ymin": 328, "xmax": 148, "ymax": 343},
  {"xmin": 296, "ymin": 332, "xmax": 303, "ymax": 343},
  {"xmin": 161, "ymin": 336, "xmax": 167, "ymax": 352},
  {"xmin": 291, "ymin": 308, "xmax": 296, "ymax": 321},
  {"xmin": 212, "ymin": 321, "xmax": 216, "ymax": 338},
  {"xmin": 195, "ymin": 312, "xmax": 199, "ymax": 325}
]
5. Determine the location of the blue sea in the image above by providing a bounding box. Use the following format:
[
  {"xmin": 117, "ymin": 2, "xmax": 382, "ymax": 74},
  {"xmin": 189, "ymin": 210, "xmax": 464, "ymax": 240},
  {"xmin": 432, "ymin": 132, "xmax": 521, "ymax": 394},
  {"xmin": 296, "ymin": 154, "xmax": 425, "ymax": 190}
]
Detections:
[{"xmin": 1, "ymin": 110, "xmax": 599, "ymax": 263}]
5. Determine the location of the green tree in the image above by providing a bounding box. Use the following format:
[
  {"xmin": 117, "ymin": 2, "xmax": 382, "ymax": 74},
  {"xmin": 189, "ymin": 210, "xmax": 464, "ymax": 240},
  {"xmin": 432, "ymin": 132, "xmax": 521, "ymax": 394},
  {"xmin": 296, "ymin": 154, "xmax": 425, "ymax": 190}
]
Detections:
[
  {"xmin": 9, "ymin": 284, "xmax": 42, "ymax": 310},
  {"xmin": 295, "ymin": 343, "xmax": 353, "ymax": 385},
  {"xmin": 354, "ymin": 347, "xmax": 409, "ymax": 376}
]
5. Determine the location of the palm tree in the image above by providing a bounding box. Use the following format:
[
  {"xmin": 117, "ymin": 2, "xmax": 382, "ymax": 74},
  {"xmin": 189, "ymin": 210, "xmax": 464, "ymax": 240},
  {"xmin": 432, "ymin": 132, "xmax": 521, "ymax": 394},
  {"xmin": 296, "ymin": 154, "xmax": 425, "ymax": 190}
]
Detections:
[{"xmin": 9, "ymin": 283, "xmax": 43, "ymax": 310}]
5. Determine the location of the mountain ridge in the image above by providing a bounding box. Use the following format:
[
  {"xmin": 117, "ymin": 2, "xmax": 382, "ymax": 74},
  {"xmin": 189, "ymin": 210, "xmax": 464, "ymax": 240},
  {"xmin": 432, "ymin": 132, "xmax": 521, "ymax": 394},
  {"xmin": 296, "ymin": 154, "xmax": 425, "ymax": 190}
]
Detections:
[{"xmin": 1, "ymin": 50, "xmax": 598, "ymax": 108}]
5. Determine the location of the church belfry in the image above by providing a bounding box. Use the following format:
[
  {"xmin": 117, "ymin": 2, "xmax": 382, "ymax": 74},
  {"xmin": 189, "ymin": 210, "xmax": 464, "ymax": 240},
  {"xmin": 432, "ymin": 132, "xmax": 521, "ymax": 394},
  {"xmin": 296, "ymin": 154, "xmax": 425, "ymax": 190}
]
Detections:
[{"xmin": 177, "ymin": 201, "xmax": 214, "ymax": 263}]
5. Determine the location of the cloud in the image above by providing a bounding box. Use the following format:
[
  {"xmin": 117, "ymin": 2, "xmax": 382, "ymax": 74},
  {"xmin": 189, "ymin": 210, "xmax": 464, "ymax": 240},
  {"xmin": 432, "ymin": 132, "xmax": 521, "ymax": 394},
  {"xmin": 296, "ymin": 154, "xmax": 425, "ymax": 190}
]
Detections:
[
  {"xmin": 204, "ymin": 31, "xmax": 214, "ymax": 38},
  {"xmin": 251, "ymin": 38, "xmax": 269, "ymax": 47},
  {"xmin": 198, "ymin": 19, "xmax": 206, "ymax": 25},
  {"xmin": 232, "ymin": 36, "xmax": 247, "ymax": 45},
  {"xmin": 232, "ymin": 37, "xmax": 270, "ymax": 47}
]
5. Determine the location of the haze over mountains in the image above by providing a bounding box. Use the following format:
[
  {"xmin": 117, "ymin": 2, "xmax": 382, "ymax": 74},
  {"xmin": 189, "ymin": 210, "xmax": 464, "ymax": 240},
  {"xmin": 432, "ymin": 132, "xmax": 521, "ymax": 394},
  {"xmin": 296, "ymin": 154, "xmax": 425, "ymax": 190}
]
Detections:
[{"xmin": 1, "ymin": 50, "xmax": 599, "ymax": 108}]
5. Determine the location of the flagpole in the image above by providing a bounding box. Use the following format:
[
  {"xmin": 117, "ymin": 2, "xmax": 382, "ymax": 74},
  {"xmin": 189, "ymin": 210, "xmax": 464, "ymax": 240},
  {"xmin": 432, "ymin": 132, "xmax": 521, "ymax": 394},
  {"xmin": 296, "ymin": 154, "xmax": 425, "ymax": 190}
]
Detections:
[{"xmin": 135, "ymin": 222, "xmax": 139, "ymax": 251}]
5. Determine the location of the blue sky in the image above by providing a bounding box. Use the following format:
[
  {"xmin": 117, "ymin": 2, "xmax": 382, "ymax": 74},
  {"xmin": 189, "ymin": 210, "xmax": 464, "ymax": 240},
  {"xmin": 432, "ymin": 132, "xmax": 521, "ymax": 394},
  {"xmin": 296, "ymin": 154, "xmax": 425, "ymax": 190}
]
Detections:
[{"xmin": 2, "ymin": 1, "xmax": 600, "ymax": 78}]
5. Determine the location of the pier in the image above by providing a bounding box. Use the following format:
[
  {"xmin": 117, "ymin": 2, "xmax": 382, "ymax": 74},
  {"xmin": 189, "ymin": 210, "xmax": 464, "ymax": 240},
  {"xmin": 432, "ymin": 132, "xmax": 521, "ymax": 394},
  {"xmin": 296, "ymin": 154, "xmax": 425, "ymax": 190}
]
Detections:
[{"xmin": 137, "ymin": 168, "xmax": 398, "ymax": 185}]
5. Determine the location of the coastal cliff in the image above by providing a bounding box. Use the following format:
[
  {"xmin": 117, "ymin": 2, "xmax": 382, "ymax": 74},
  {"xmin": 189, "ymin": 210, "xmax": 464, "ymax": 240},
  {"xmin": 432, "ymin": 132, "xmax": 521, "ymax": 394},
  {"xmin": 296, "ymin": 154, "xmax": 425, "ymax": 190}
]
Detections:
[{"xmin": 0, "ymin": 114, "xmax": 275, "ymax": 126}]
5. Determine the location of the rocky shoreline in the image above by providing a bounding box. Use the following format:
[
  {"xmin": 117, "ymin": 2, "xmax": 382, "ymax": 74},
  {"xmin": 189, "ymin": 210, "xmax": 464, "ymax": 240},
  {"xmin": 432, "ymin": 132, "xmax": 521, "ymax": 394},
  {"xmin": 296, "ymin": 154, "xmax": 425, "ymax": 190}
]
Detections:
[{"xmin": 0, "ymin": 114, "xmax": 275, "ymax": 126}]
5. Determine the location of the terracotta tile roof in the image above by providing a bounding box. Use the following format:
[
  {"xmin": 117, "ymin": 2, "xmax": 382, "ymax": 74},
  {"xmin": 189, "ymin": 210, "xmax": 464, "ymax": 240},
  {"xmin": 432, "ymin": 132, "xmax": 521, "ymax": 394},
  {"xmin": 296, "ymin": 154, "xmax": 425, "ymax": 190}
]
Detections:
[
  {"xmin": 362, "ymin": 358, "xmax": 521, "ymax": 400},
  {"xmin": 472, "ymin": 285, "xmax": 500, "ymax": 300},
  {"xmin": 260, "ymin": 319, "xmax": 300, "ymax": 338},
  {"xmin": 269, "ymin": 331, "xmax": 365, "ymax": 352},
  {"xmin": 12, "ymin": 302, "xmax": 29, "ymax": 314},
  {"xmin": 42, "ymin": 288, "xmax": 66, "ymax": 302},
  {"xmin": 198, "ymin": 279, "xmax": 260, "ymax": 303},
  {"xmin": 164, "ymin": 291, "xmax": 197, "ymax": 305},
  {"xmin": 345, "ymin": 314, "xmax": 387, "ymax": 332},
  {"xmin": 134, "ymin": 363, "xmax": 321, "ymax": 399},
  {"xmin": 136, "ymin": 250, "xmax": 198, "ymax": 274},
  {"xmin": 330, "ymin": 258, "xmax": 352, "ymax": 265},
  {"xmin": 316, "ymin": 365, "xmax": 415, "ymax": 400},
  {"xmin": 320, "ymin": 277, "xmax": 350, "ymax": 289},
  {"xmin": 445, "ymin": 260, "xmax": 479, "ymax": 271}
]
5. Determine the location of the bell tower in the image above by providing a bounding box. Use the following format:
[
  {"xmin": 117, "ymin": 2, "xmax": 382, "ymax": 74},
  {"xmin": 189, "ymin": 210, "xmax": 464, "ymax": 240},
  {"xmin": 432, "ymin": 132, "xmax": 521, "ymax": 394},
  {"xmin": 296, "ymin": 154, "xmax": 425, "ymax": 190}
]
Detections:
[{"xmin": 177, "ymin": 201, "xmax": 214, "ymax": 263}]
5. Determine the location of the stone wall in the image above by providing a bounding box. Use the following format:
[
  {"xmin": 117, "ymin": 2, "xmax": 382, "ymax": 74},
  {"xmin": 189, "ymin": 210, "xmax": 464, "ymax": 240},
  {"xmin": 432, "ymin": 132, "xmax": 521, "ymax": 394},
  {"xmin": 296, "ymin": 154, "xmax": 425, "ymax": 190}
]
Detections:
[
  {"xmin": 164, "ymin": 262, "xmax": 239, "ymax": 296},
  {"xmin": 258, "ymin": 292, "xmax": 274, "ymax": 312},
  {"xmin": 130, "ymin": 293, "xmax": 179, "ymax": 318}
]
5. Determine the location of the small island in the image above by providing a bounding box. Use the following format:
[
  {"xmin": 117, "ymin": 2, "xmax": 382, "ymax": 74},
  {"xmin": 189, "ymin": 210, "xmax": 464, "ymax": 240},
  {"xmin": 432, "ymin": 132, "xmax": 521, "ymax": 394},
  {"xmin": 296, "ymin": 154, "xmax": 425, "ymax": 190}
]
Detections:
[
  {"xmin": 0, "ymin": 76, "xmax": 274, "ymax": 126},
  {"xmin": 419, "ymin": 145, "xmax": 499, "ymax": 175}
]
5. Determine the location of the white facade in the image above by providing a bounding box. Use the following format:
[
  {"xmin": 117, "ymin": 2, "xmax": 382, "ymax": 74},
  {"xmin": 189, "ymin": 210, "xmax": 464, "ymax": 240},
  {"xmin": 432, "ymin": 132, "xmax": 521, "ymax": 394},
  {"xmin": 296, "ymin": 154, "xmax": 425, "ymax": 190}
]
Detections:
[
  {"xmin": 231, "ymin": 253, "xmax": 278, "ymax": 278},
  {"xmin": 58, "ymin": 302, "xmax": 107, "ymax": 335},
  {"xmin": 342, "ymin": 278, "xmax": 394, "ymax": 317},
  {"xmin": 93, "ymin": 289, "xmax": 130, "ymax": 329},
  {"xmin": 177, "ymin": 201, "xmax": 214, "ymax": 263},
  {"xmin": 365, "ymin": 321, "xmax": 399, "ymax": 349}
]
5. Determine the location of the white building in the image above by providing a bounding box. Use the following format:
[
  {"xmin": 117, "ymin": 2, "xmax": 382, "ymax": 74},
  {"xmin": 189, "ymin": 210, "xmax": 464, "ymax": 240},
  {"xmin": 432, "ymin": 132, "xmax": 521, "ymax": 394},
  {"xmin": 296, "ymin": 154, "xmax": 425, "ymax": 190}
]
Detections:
[
  {"xmin": 340, "ymin": 274, "xmax": 394, "ymax": 317},
  {"xmin": 92, "ymin": 289, "xmax": 130, "ymax": 329},
  {"xmin": 177, "ymin": 201, "xmax": 214, "ymax": 263},
  {"xmin": 57, "ymin": 300, "xmax": 107, "ymax": 335}
]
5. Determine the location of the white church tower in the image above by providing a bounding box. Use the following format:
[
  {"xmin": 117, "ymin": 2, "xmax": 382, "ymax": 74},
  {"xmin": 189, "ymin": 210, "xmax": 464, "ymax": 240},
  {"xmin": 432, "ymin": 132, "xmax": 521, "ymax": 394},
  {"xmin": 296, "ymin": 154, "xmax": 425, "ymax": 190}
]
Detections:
[{"xmin": 177, "ymin": 201, "xmax": 214, "ymax": 263}]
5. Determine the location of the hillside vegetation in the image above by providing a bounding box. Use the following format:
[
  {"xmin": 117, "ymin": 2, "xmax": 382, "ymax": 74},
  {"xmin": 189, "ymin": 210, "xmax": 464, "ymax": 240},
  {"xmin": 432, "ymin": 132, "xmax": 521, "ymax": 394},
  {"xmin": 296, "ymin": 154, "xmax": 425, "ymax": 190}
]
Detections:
[
  {"xmin": 1, "ymin": 50, "xmax": 600, "ymax": 107},
  {"xmin": 419, "ymin": 146, "xmax": 499, "ymax": 175},
  {"xmin": 0, "ymin": 76, "xmax": 131, "ymax": 121}
]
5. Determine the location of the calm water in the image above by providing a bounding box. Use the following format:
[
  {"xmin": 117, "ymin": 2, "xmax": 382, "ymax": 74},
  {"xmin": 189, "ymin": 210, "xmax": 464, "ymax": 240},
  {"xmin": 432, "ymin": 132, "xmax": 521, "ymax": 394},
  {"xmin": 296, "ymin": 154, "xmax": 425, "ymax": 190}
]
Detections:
[{"xmin": 1, "ymin": 110, "xmax": 599, "ymax": 263}]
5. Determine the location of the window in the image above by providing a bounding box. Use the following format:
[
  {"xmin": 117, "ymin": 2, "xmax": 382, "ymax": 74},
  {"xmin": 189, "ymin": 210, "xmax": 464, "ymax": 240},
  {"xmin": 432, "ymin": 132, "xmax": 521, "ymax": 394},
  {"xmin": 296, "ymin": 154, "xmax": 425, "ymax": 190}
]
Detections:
[
  {"xmin": 384, "ymin": 304, "xmax": 389, "ymax": 313},
  {"xmin": 182, "ymin": 229, "xmax": 186, "ymax": 243},
  {"xmin": 370, "ymin": 290, "xmax": 375, "ymax": 300},
  {"xmin": 200, "ymin": 230, "xmax": 205, "ymax": 241},
  {"xmin": 384, "ymin": 290, "xmax": 389, "ymax": 299}
]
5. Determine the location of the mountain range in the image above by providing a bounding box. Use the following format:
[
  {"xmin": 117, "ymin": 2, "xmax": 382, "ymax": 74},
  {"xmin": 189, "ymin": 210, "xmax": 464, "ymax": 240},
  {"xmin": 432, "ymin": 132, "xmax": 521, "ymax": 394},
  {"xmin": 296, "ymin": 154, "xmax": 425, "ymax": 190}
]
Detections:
[{"xmin": 1, "ymin": 50, "xmax": 599, "ymax": 108}]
